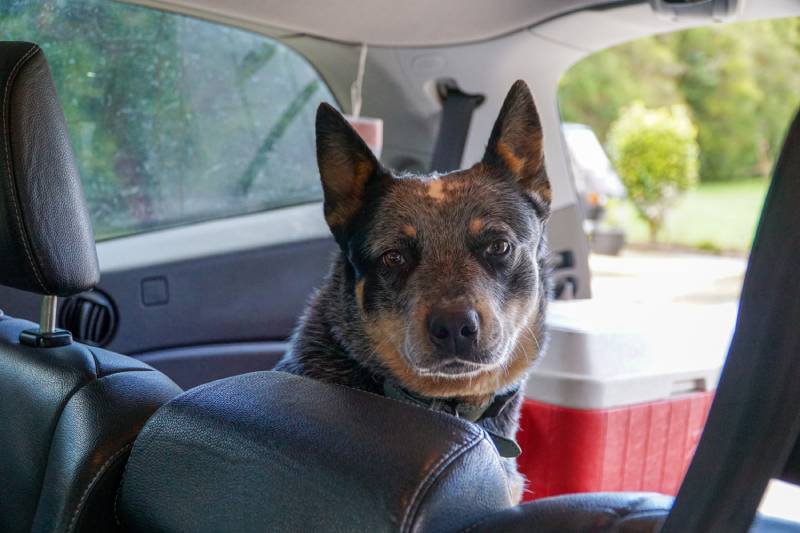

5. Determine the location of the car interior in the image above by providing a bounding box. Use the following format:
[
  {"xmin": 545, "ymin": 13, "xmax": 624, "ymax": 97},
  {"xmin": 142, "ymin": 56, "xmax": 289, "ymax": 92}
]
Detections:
[{"xmin": 1, "ymin": 0, "xmax": 799, "ymax": 532}]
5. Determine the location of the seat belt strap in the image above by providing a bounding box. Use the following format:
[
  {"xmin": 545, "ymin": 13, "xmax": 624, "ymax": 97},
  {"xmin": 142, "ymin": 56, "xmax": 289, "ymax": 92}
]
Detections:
[{"xmin": 429, "ymin": 83, "xmax": 484, "ymax": 173}]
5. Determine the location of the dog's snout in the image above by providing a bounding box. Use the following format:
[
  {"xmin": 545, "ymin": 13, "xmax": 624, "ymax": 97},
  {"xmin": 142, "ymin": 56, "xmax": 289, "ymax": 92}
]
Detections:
[{"xmin": 427, "ymin": 306, "xmax": 480, "ymax": 356}]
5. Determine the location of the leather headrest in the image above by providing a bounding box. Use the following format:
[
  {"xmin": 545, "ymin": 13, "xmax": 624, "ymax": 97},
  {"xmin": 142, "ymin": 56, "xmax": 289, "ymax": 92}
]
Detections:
[
  {"xmin": 0, "ymin": 42, "xmax": 99, "ymax": 296},
  {"xmin": 117, "ymin": 371, "xmax": 514, "ymax": 533}
]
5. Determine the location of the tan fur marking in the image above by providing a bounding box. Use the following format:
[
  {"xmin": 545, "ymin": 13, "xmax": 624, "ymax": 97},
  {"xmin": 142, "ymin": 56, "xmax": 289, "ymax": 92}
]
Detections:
[
  {"xmin": 468, "ymin": 218, "xmax": 485, "ymax": 235},
  {"xmin": 531, "ymin": 134, "xmax": 544, "ymax": 169},
  {"xmin": 426, "ymin": 180, "xmax": 446, "ymax": 201},
  {"xmin": 444, "ymin": 179, "xmax": 467, "ymax": 190},
  {"xmin": 538, "ymin": 187, "xmax": 552, "ymax": 204},
  {"xmin": 355, "ymin": 280, "xmax": 365, "ymax": 312},
  {"xmin": 496, "ymin": 141, "xmax": 525, "ymax": 175},
  {"xmin": 353, "ymin": 159, "xmax": 374, "ymax": 182},
  {"xmin": 473, "ymin": 300, "xmax": 493, "ymax": 332},
  {"xmin": 325, "ymin": 208, "xmax": 354, "ymax": 228},
  {"xmin": 324, "ymin": 159, "xmax": 374, "ymax": 228},
  {"xmin": 502, "ymin": 300, "xmax": 542, "ymax": 379},
  {"xmin": 412, "ymin": 302, "xmax": 431, "ymax": 335},
  {"xmin": 402, "ymin": 224, "xmax": 417, "ymax": 238},
  {"xmin": 453, "ymin": 392, "xmax": 494, "ymax": 407}
]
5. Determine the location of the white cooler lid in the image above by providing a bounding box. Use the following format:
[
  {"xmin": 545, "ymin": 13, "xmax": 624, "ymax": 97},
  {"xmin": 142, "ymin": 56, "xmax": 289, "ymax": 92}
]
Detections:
[{"xmin": 525, "ymin": 299, "xmax": 736, "ymax": 409}]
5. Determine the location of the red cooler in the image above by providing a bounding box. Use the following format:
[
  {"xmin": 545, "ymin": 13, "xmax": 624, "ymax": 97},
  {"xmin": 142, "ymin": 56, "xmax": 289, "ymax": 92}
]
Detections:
[{"xmin": 516, "ymin": 301, "xmax": 731, "ymax": 502}]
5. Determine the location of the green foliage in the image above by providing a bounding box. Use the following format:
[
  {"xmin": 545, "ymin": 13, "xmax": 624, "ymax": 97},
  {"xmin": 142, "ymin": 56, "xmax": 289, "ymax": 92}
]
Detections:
[
  {"xmin": 695, "ymin": 241, "xmax": 722, "ymax": 255},
  {"xmin": 606, "ymin": 178, "xmax": 768, "ymax": 252},
  {"xmin": 607, "ymin": 102, "xmax": 699, "ymax": 241},
  {"xmin": 2, "ymin": 0, "xmax": 335, "ymax": 239},
  {"xmin": 560, "ymin": 37, "xmax": 682, "ymax": 140},
  {"xmin": 559, "ymin": 18, "xmax": 800, "ymax": 183}
]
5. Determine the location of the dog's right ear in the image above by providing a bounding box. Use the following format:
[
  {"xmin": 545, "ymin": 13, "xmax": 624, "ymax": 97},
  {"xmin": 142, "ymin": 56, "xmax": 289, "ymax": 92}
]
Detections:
[
  {"xmin": 316, "ymin": 103, "xmax": 382, "ymax": 244},
  {"xmin": 482, "ymin": 80, "xmax": 551, "ymax": 211}
]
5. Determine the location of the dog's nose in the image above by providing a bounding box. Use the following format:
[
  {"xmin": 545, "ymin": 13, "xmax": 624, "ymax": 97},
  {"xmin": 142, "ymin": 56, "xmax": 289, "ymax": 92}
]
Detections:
[{"xmin": 427, "ymin": 306, "xmax": 480, "ymax": 356}]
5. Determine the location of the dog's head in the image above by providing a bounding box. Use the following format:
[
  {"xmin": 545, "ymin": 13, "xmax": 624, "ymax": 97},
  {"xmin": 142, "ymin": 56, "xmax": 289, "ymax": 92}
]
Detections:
[{"xmin": 318, "ymin": 81, "xmax": 550, "ymax": 398}]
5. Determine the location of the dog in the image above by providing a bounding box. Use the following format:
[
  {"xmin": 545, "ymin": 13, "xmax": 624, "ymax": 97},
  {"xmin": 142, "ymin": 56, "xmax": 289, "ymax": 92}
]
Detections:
[{"xmin": 276, "ymin": 80, "xmax": 551, "ymax": 502}]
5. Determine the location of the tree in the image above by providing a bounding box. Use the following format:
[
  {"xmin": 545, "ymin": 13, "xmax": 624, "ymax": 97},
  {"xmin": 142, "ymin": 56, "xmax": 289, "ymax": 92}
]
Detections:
[
  {"xmin": 559, "ymin": 36, "xmax": 682, "ymax": 142},
  {"xmin": 607, "ymin": 103, "xmax": 699, "ymax": 241},
  {"xmin": 559, "ymin": 18, "xmax": 800, "ymax": 184},
  {"xmin": 666, "ymin": 26, "xmax": 762, "ymax": 182},
  {"xmin": 2, "ymin": 0, "xmax": 333, "ymax": 238}
]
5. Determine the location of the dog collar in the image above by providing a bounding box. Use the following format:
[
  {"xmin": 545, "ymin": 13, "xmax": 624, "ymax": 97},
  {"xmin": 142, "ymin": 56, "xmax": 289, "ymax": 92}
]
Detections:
[{"xmin": 382, "ymin": 381, "xmax": 522, "ymax": 458}]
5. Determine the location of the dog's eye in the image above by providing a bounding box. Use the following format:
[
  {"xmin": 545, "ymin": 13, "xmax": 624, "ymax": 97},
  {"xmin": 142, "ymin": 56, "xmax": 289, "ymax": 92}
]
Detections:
[
  {"xmin": 381, "ymin": 250, "xmax": 406, "ymax": 268},
  {"xmin": 486, "ymin": 239, "xmax": 511, "ymax": 257}
]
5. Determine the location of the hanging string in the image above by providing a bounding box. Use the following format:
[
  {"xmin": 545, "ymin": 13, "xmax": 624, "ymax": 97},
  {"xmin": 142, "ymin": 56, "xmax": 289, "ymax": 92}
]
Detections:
[{"xmin": 350, "ymin": 43, "xmax": 368, "ymax": 119}]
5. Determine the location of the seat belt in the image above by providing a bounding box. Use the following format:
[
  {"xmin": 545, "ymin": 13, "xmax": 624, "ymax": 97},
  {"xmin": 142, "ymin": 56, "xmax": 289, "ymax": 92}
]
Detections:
[
  {"xmin": 429, "ymin": 82, "xmax": 484, "ymax": 173},
  {"xmin": 662, "ymin": 109, "xmax": 800, "ymax": 532}
]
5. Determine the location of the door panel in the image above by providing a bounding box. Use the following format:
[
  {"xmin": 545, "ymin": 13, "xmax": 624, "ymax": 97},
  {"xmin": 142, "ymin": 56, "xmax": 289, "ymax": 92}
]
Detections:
[
  {"xmin": 0, "ymin": 237, "xmax": 336, "ymax": 387},
  {"xmin": 136, "ymin": 342, "xmax": 289, "ymax": 390},
  {"xmin": 96, "ymin": 237, "xmax": 336, "ymax": 355}
]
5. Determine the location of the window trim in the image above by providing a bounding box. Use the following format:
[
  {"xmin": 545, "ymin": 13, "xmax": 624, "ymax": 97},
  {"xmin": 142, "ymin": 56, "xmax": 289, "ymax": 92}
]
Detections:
[{"xmin": 96, "ymin": 201, "xmax": 330, "ymax": 273}]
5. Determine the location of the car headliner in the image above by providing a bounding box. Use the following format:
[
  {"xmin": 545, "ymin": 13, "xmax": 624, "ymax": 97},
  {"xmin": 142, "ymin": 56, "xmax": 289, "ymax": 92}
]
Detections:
[{"xmin": 122, "ymin": 0, "xmax": 631, "ymax": 47}]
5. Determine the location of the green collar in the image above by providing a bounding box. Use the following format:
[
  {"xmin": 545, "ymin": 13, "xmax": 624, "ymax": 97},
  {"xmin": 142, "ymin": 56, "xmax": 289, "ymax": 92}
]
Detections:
[{"xmin": 383, "ymin": 381, "xmax": 522, "ymax": 458}]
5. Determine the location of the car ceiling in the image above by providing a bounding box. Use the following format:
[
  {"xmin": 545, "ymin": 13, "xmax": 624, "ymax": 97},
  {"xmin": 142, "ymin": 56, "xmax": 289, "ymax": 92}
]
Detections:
[{"xmin": 123, "ymin": 0, "xmax": 626, "ymax": 47}]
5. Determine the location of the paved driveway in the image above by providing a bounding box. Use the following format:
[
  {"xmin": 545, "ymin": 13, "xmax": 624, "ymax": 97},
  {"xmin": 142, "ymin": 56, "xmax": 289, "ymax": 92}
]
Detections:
[{"xmin": 590, "ymin": 249, "xmax": 746, "ymax": 306}]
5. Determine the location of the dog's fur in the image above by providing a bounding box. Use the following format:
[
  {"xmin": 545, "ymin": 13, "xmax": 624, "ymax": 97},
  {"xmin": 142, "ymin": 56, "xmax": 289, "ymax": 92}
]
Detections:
[{"xmin": 276, "ymin": 80, "xmax": 550, "ymax": 502}]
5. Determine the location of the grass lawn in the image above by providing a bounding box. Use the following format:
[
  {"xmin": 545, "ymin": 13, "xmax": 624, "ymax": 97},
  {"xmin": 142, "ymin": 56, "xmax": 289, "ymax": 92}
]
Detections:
[{"xmin": 606, "ymin": 177, "xmax": 770, "ymax": 253}]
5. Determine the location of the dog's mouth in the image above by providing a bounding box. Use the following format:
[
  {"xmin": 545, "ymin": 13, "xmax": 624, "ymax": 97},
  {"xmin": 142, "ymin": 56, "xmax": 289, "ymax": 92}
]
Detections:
[
  {"xmin": 399, "ymin": 329, "xmax": 510, "ymax": 379},
  {"xmin": 414, "ymin": 358, "xmax": 501, "ymax": 378}
]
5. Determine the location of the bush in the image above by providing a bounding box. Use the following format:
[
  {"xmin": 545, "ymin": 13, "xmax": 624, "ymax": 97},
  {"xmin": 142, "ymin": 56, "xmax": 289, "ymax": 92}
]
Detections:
[
  {"xmin": 607, "ymin": 102, "xmax": 699, "ymax": 241},
  {"xmin": 558, "ymin": 19, "xmax": 800, "ymax": 184}
]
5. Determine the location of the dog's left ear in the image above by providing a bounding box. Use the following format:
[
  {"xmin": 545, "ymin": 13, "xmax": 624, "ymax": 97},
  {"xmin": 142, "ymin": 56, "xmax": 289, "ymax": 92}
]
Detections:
[
  {"xmin": 482, "ymin": 80, "xmax": 551, "ymax": 209},
  {"xmin": 316, "ymin": 103, "xmax": 383, "ymax": 244}
]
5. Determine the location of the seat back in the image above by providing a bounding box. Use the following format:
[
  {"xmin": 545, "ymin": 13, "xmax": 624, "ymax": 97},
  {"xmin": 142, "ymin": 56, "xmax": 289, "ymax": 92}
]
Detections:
[
  {"xmin": 116, "ymin": 371, "xmax": 513, "ymax": 533},
  {"xmin": 0, "ymin": 316, "xmax": 180, "ymax": 532},
  {"xmin": 0, "ymin": 41, "xmax": 181, "ymax": 533}
]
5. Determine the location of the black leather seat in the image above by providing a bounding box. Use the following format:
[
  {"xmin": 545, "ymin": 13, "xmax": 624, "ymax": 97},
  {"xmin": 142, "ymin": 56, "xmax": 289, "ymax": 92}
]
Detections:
[
  {"xmin": 0, "ymin": 41, "xmax": 181, "ymax": 533},
  {"xmin": 462, "ymin": 492, "xmax": 673, "ymax": 532},
  {"xmin": 115, "ymin": 371, "xmax": 671, "ymax": 533},
  {"xmin": 116, "ymin": 371, "xmax": 514, "ymax": 533},
  {"xmin": 115, "ymin": 370, "xmax": 799, "ymax": 532}
]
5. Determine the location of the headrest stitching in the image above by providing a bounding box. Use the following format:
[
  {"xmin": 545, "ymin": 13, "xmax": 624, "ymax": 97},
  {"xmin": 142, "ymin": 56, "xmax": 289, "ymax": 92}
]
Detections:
[
  {"xmin": 401, "ymin": 431, "xmax": 485, "ymax": 532},
  {"xmin": 66, "ymin": 442, "xmax": 133, "ymax": 533},
  {"xmin": 113, "ymin": 401, "xmax": 168, "ymax": 529},
  {"xmin": 3, "ymin": 44, "xmax": 49, "ymax": 294}
]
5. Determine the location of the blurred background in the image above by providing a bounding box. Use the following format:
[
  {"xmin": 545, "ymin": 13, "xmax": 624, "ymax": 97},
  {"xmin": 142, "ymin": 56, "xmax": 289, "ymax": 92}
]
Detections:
[{"xmin": 559, "ymin": 18, "xmax": 800, "ymax": 256}]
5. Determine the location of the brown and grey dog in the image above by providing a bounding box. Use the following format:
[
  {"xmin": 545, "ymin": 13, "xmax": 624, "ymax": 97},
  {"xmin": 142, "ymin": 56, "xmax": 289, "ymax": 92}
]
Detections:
[{"xmin": 276, "ymin": 80, "xmax": 551, "ymax": 502}]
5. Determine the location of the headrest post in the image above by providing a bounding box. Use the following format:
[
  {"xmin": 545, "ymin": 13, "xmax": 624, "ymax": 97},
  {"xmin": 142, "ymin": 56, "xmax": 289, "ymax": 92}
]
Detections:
[
  {"xmin": 39, "ymin": 295, "xmax": 58, "ymax": 334},
  {"xmin": 18, "ymin": 295, "xmax": 72, "ymax": 348}
]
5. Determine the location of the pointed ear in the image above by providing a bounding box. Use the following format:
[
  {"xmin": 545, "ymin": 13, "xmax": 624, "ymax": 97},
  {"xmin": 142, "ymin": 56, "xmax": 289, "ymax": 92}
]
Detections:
[
  {"xmin": 482, "ymin": 80, "xmax": 551, "ymax": 209},
  {"xmin": 316, "ymin": 103, "xmax": 382, "ymax": 242}
]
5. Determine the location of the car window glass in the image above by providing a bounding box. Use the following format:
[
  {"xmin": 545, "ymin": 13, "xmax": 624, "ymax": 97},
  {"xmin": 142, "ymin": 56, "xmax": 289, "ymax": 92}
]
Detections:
[{"xmin": 3, "ymin": 0, "xmax": 337, "ymax": 240}]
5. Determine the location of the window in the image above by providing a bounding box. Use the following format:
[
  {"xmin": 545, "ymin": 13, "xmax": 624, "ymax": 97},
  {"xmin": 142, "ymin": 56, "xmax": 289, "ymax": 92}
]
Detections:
[{"xmin": 3, "ymin": 0, "xmax": 336, "ymax": 239}]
